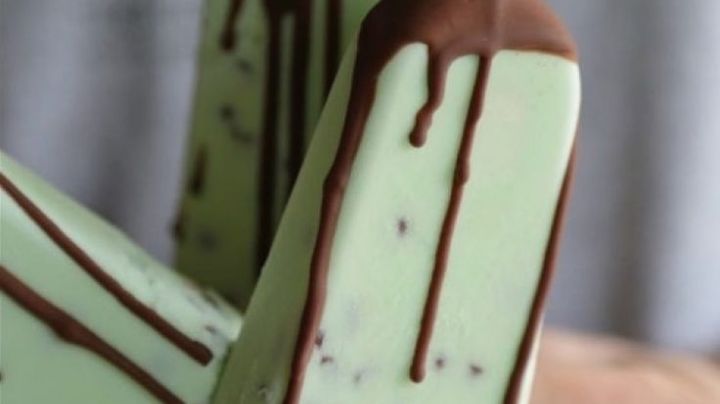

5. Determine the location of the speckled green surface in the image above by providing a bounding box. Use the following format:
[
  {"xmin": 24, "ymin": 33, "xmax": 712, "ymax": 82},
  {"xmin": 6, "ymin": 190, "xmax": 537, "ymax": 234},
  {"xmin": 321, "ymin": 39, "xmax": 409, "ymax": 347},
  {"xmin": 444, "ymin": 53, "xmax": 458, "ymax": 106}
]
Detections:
[
  {"xmin": 212, "ymin": 44, "xmax": 580, "ymax": 404},
  {"xmin": 174, "ymin": 0, "xmax": 378, "ymax": 308},
  {"xmin": 0, "ymin": 152, "xmax": 242, "ymax": 403}
]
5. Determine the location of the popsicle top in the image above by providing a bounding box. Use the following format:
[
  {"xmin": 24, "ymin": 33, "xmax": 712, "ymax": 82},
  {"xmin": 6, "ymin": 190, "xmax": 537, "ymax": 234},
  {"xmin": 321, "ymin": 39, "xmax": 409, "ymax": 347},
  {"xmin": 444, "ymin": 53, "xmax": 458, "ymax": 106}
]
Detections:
[
  {"xmin": 357, "ymin": 0, "xmax": 577, "ymax": 147},
  {"xmin": 347, "ymin": 0, "xmax": 578, "ymax": 148},
  {"xmin": 359, "ymin": 0, "xmax": 575, "ymax": 67},
  {"xmin": 286, "ymin": 1, "xmax": 577, "ymax": 403}
]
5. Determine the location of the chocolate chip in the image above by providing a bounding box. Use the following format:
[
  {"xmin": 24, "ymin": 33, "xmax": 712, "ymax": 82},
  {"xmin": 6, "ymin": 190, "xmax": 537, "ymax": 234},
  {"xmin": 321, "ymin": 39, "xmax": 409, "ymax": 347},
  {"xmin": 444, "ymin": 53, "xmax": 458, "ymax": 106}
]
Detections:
[
  {"xmin": 205, "ymin": 325, "xmax": 218, "ymax": 335},
  {"xmin": 320, "ymin": 355, "xmax": 334, "ymax": 365},
  {"xmin": 353, "ymin": 371, "xmax": 364, "ymax": 385},
  {"xmin": 189, "ymin": 146, "xmax": 208, "ymax": 196},
  {"xmin": 314, "ymin": 330, "xmax": 325, "ymax": 348},
  {"xmin": 397, "ymin": 217, "xmax": 409, "ymax": 236},
  {"xmin": 197, "ymin": 230, "xmax": 218, "ymax": 251},
  {"xmin": 229, "ymin": 127, "xmax": 254, "ymax": 144},
  {"xmin": 257, "ymin": 384, "xmax": 272, "ymax": 401},
  {"xmin": 435, "ymin": 356, "xmax": 446, "ymax": 370},
  {"xmin": 235, "ymin": 58, "xmax": 254, "ymax": 74},
  {"xmin": 186, "ymin": 293, "xmax": 206, "ymax": 312},
  {"xmin": 171, "ymin": 211, "xmax": 186, "ymax": 241},
  {"xmin": 201, "ymin": 290, "xmax": 221, "ymax": 309},
  {"xmin": 219, "ymin": 104, "xmax": 235, "ymax": 120},
  {"xmin": 469, "ymin": 363, "xmax": 484, "ymax": 377}
]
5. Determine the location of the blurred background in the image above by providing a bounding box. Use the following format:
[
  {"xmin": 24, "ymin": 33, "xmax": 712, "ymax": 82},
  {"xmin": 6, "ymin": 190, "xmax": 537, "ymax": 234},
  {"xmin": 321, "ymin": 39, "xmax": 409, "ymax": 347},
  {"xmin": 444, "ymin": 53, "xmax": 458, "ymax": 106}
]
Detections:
[{"xmin": 1, "ymin": 0, "xmax": 719, "ymax": 355}]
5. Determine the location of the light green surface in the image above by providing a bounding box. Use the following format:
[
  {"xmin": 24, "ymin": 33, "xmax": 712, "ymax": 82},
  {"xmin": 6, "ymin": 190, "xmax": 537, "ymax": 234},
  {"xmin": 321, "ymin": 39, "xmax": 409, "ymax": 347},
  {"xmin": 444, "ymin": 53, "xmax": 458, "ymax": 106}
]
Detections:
[
  {"xmin": 213, "ymin": 44, "xmax": 580, "ymax": 404},
  {"xmin": 175, "ymin": 0, "xmax": 379, "ymax": 308},
  {"xmin": 0, "ymin": 152, "xmax": 242, "ymax": 403},
  {"xmin": 174, "ymin": 0, "xmax": 267, "ymax": 309},
  {"xmin": 1, "ymin": 293, "xmax": 156, "ymax": 403}
]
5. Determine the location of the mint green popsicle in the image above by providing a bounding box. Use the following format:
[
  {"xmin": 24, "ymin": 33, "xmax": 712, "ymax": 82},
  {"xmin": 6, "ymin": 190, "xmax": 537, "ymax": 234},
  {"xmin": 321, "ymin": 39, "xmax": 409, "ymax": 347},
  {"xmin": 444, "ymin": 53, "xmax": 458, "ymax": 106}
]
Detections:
[
  {"xmin": 174, "ymin": 0, "xmax": 379, "ymax": 309},
  {"xmin": 212, "ymin": 0, "xmax": 580, "ymax": 402},
  {"xmin": 0, "ymin": 152, "xmax": 242, "ymax": 403}
]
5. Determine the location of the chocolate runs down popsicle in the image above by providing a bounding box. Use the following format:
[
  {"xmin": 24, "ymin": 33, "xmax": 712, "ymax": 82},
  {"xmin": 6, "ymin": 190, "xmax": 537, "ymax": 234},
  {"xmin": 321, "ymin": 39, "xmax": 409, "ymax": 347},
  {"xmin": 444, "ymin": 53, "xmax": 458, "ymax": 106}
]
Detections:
[{"xmin": 284, "ymin": 1, "xmax": 576, "ymax": 404}]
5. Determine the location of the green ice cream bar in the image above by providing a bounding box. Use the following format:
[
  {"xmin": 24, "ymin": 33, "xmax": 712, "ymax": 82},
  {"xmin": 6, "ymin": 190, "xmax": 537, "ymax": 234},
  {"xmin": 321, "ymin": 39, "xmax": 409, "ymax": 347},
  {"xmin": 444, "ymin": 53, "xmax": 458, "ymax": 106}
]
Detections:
[
  {"xmin": 174, "ymin": 0, "xmax": 379, "ymax": 308},
  {"xmin": 0, "ymin": 152, "xmax": 242, "ymax": 403},
  {"xmin": 213, "ymin": 0, "xmax": 579, "ymax": 403}
]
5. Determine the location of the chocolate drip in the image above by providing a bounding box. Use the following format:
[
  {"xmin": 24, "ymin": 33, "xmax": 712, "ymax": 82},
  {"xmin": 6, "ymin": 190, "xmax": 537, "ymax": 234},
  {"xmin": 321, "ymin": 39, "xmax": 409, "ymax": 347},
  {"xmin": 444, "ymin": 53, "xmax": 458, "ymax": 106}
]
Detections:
[
  {"xmin": 0, "ymin": 266, "xmax": 183, "ymax": 404},
  {"xmin": 190, "ymin": 145, "xmax": 208, "ymax": 196},
  {"xmin": 411, "ymin": 58, "xmax": 493, "ymax": 382},
  {"xmin": 256, "ymin": 1, "xmax": 285, "ymax": 271},
  {"xmin": 0, "ymin": 174, "xmax": 214, "ymax": 365},
  {"xmin": 409, "ymin": 58, "xmax": 451, "ymax": 148},
  {"xmin": 287, "ymin": 0, "xmax": 312, "ymax": 194},
  {"xmin": 285, "ymin": 0, "xmax": 576, "ymax": 402},
  {"xmin": 172, "ymin": 145, "xmax": 207, "ymax": 242},
  {"xmin": 220, "ymin": 0, "xmax": 246, "ymax": 51}
]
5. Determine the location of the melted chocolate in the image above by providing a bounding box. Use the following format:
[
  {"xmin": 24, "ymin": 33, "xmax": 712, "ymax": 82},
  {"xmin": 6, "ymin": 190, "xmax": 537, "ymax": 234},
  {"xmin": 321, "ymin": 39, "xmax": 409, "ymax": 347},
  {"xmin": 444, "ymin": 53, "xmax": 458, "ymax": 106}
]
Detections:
[
  {"xmin": 256, "ymin": 0, "xmax": 287, "ymax": 272},
  {"xmin": 287, "ymin": 0, "xmax": 313, "ymax": 192},
  {"xmin": 285, "ymin": 0, "xmax": 576, "ymax": 402},
  {"xmin": 0, "ymin": 266, "xmax": 183, "ymax": 404},
  {"xmin": 0, "ymin": 173, "xmax": 213, "ymax": 365},
  {"xmin": 325, "ymin": 0, "xmax": 341, "ymax": 96},
  {"xmin": 220, "ymin": 0, "xmax": 246, "ymax": 51},
  {"xmin": 411, "ymin": 58, "xmax": 493, "ymax": 382},
  {"xmin": 190, "ymin": 145, "xmax": 208, "ymax": 196}
]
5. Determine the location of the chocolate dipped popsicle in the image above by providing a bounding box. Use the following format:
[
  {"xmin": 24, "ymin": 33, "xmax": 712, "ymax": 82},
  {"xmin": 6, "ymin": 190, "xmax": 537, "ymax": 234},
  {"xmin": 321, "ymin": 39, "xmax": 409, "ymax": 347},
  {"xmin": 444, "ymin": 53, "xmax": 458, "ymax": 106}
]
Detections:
[
  {"xmin": 174, "ymin": 0, "xmax": 379, "ymax": 308},
  {"xmin": 213, "ymin": 0, "xmax": 579, "ymax": 403},
  {"xmin": 0, "ymin": 152, "xmax": 242, "ymax": 403}
]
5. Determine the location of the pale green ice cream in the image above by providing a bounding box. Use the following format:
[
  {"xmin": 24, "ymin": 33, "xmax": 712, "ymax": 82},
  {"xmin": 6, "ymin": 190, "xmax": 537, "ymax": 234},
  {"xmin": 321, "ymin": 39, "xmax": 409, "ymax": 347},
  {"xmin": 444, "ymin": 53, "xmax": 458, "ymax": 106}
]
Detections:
[
  {"xmin": 174, "ymin": 0, "xmax": 379, "ymax": 309},
  {"xmin": 213, "ymin": 41, "xmax": 580, "ymax": 403},
  {"xmin": 0, "ymin": 152, "xmax": 242, "ymax": 403}
]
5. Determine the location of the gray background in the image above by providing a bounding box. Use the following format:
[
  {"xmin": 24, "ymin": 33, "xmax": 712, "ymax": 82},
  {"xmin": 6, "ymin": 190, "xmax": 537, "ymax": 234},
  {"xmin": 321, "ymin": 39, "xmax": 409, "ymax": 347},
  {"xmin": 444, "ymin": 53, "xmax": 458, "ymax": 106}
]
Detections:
[{"xmin": 2, "ymin": 0, "xmax": 719, "ymax": 354}]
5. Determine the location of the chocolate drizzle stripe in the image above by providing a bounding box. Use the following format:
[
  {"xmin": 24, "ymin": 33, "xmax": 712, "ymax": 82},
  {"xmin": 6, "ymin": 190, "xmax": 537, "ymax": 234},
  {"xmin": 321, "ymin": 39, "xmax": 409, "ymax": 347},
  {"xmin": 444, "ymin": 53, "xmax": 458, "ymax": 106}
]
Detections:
[
  {"xmin": 283, "ymin": 27, "xmax": 381, "ymax": 404},
  {"xmin": 409, "ymin": 57, "xmax": 452, "ymax": 148},
  {"xmin": 256, "ymin": 0, "xmax": 314, "ymax": 271},
  {"xmin": 411, "ymin": 58, "xmax": 493, "ymax": 382},
  {"xmin": 256, "ymin": 2, "xmax": 283, "ymax": 272},
  {"xmin": 285, "ymin": 1, "xmax": 577, "ymax": 402},
  {"xmin": 504, "ymin": 148, "xmax": 576, "ymax": 404},
  {"xmin": 220, "ymin": 0, "xmax": 246, "ymax": 51},
  {"xmin": 288, "ymin": 0, "xmax": 313, "ymax": 195},
  {"xmin": 0, "ymin": 173, "xmax": 214, "ymax": 365},
  {"xmin": 0, "ymin": 265, "xmax": 184, "ymax": 404}
]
